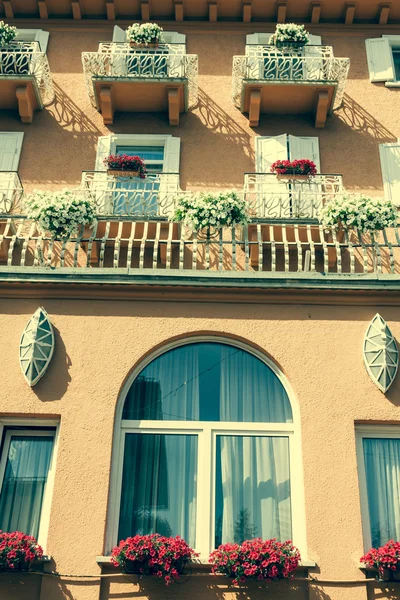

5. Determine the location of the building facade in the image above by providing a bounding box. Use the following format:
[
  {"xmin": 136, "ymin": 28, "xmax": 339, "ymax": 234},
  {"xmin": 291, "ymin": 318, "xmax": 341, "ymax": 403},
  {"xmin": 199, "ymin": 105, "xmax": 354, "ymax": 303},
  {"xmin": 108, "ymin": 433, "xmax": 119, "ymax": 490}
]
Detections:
[{"xmin": 0, "ymin": 1, "xmax": 400, "ymax": 600}]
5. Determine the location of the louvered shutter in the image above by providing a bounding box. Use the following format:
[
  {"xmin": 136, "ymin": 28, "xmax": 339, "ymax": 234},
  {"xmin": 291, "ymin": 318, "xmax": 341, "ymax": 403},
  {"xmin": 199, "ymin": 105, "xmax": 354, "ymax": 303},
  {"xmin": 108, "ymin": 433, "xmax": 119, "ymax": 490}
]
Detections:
[
  {"xmin": 255, "ymin": 135, "xmax": 290, "ymax": 218},
  {"xmin": 0, "ymin": 133, "xmax": 24, "ymax": 213},
  {"xmin": 160, "ymin": 137, "xmax": 180, "ymax": 218},
  {"xmin": 365, "ymin": 38, "xmax": 394, "ymax": 82},
  {"xmin": 289, "ymin": 135, "xmax": 321, "ymax": 217},
  {"xmin": 94, "ymin": 136, "xmax": 113, "ymax": 214},
  {"xmin": 379, "ymin": 143, "xmax": 400, "ymax": 206}
]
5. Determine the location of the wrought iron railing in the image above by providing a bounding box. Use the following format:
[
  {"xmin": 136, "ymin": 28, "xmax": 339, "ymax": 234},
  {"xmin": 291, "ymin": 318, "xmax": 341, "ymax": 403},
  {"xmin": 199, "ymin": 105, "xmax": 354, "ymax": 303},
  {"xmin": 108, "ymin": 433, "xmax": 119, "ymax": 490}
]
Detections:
[
  {"xmin": 0, "ymin": 217, "xmax": 399, "ymax": 277},
  {"xmin": 0, "ymin": 41, "xmax": 54, "ymax": 105},
  {"xmin": 81, "ymin": 171, "xmax": 180, "ymax": 217},
  {"xmin": 0, "ymin": 172, "xmax": 23, "ymax": 214},
  {"xmin": 232, "ymin": 45, "xmax": 350, "ymax": 109},
  {"xmin": 82, "ymin": 43, "xmax": 198, "ymax": 108},
  {"xmin": 244, "ymin": 173, "xmax": 344, "ymax": 219}
]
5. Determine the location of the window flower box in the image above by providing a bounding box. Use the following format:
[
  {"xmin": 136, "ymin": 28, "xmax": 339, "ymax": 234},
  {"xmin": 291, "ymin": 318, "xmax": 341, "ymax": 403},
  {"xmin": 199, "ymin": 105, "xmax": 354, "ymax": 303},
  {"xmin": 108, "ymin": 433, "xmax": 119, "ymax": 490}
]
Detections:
[
  {"xmin": 126, "ymin": 23, "xmax": 164, "ymax": 48},
  {"xmin": 269, "ymin": 24, "xmax": 309, "ymax": 50},
  {"xmin": 0, "ymin": 531, "xmax": 43, "ymax": 572},
  {"xmin": 361, "ymin": 540, "xmax": 400, "ymax": 582},
  {"xmin": 271, "ymin": 159, "xmax": 317, "ymax": 179},
  {"xmin": 318, "ymin": 194, "xmax": 397, "ymax": 234},
  {"xmin": 276, "ymin": 174, "xmax": 311, "ymax": 181},
  {"xmin": 103, "ymin": 155, "xmax": 147, "ymax": 179},
  {"xmin": 106, "ymin": 169, "xmax": 140, "ymax": 177}
]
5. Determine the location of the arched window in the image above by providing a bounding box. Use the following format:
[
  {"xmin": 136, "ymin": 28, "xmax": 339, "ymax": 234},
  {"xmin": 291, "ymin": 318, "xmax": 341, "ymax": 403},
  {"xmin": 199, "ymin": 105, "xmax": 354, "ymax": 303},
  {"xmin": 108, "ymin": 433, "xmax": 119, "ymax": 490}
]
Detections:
[{"xmin": 109, "ymin": 339, "xmax": 305, "ymax": 558}]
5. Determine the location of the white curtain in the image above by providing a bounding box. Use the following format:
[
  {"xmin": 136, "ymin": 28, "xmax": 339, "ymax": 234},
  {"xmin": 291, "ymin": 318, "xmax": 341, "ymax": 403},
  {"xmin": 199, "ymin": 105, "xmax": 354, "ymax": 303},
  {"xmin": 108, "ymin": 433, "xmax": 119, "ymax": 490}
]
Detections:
[
  {"xmin": 363, "ymin": 438, "xmax": 400, "ymax": 547},
  {"xmin": 0, "ymin": 435, "xmax": 54, "ymax": 538}
]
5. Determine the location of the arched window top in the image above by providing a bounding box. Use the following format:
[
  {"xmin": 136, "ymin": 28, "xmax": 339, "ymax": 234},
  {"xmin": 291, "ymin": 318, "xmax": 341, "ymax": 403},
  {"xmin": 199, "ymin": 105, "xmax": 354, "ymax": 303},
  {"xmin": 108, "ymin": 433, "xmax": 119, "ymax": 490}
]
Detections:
[{"xmin": 122, "ymin": 341, "xmax": 293, "ymax": 423}]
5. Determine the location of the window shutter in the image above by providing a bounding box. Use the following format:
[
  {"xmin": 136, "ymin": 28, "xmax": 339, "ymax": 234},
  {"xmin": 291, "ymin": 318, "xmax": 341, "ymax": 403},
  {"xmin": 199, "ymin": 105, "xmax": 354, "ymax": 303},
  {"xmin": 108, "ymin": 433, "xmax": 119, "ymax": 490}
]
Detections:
[
  {"xmin": 365, "ymin": 38, "xmax": 394, "ymax": 82},
  {"xmin": 0, "ymin": 132, "xmax": 24, "ymax": 170},
  {"xmin": 255, "ymin": 135, "xmax": 288, "ymax": 172},
  {"xmin": 95, "ymin": 136, "xmax": 112, "ymax": 170},
  {"xmin": 379, "ymin": 143, "xmax": 400, "ymax": 206},
  {"xmin": 288, "ymin": 135, "xmax": 321, "ymax": 172},
  {"xmin": 164, "ymin": 136, "xmax": 180, "ymax": 173},
  {"xmin": 113, "ymin": 26, "xmax": 127, "ymax": 43},
  {"xmin": 307, "ymin": 34, "xmax": 322, "ymax": 45},
  {"xmin": 166, "ymin": 32, "xmax": 186, "ymax": 44}
]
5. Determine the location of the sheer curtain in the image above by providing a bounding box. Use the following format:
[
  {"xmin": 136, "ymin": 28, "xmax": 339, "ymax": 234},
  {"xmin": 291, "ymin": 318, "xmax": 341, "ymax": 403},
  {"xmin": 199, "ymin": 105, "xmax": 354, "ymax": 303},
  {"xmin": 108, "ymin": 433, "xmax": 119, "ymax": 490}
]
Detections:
[
  {"xmin": 363, "ymin": 438, "xmax": 400, "ymax": 547},
  {"xmin": 118, "ymin": 433, "xmax": 197, "ymax": 547},
  {"xmin": 0, "ymin": 434, "xmax": 54, "ymax": 538}
]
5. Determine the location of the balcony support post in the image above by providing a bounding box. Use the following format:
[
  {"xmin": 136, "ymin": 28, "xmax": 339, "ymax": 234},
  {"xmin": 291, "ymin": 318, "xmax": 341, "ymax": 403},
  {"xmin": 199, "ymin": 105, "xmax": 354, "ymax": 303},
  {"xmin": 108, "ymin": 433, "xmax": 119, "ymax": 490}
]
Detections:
[
  {"xmin": 38, "ymin": 1, "xmax": 49, "ymax": 18},
  {"xmin": 310, "ymin": 1, "xmax": 321, "ymax": 23},
  {"xmin": 168, "ymin": 87, "xmax": 180, "ymax": 126},
  {"xmin": 243, "ymin": 1, "xmax": 252, "ymax": 22},
  {"xmin": 141, "ymin": 1, "xmax": 150, "ymax": 21},
  {"xmin": 209, "ymin": 2, "xmax": 218, "ymax": 21},
  {"xmin": 249, "ymin": 88, "xmax": 261, "ymax": 128},
  {"xmin": 277, "ymin": 1, "xmax": 287, "ymax": 23},
  {"xmin": 99, "ymin": 86, "xmax": 114, "ymax": 125},
  {"xmin": 379, "ymin": 3, "xmax": 391, "ymax": 24},
  {"xmin": 174, "ymin": 0, "xmax": 184, "ymax": 21},
  {"xmin": 3, "ymin": 1, "xmax": 14, "ymax": 18},
  {"xmin": 16, "ymin": 85, "xmax": 34, "ymax": 124},
  {"xmin": 106, "ymin": 0, "xmax": 116, "ymax": 20},
  {"xmin": 344, "ymin": 2, "xmax": 356, "ymax": 24},
  {"xmin": 315, "ymin": 90, "xmax": 329, "ymax": 129}
]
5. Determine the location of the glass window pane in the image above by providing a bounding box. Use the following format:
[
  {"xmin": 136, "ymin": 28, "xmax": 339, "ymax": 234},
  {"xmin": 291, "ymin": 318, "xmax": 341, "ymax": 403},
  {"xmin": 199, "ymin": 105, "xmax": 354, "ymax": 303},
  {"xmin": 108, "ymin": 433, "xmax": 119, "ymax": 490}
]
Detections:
[
  {"xmin": 116, "ymin": 145, "xmax": 164, "ymax": 171},
  {"xmin": 215, "ymin": 435, "xmax": 291, "ymax": 547},
  {"xmin": 363, "ymin": 437, "xmax": 400, "ymax": 547},
  {"xmin": 0, "ymin": 434, "xmax": 54, "ymax": 539},
  {"xmin": 118, "ymin": 434, "xmax": 197, "ymax": 547},
  {"xmin": 123, "ymin": 342, "xmax": 293, "ymax": 423}
]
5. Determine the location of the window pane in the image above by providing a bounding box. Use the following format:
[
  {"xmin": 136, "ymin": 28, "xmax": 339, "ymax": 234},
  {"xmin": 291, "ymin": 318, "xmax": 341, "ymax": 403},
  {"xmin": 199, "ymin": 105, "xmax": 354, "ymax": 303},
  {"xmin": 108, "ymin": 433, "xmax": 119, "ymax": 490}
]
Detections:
[
  {"xmin": 215, "ymin": 436, "xmax": 291, "ymax": 547},
  {"xmin": 363, "ymin": 437, "xmax": 400, "ymax": 547},
  {"xmin": 118, "ymin": 434, "xmax": 197, "ymax": 547},
  {"xmin": 0, "ymin": 435, "xmax": 54, "ymax": 539},
  {"xmin": 393, "ymin": 51, "xmax": 400, "ymax": 81},
  {"xmin": 123, "ymin": 342, "xmax": 293, "ymax": 423},
  {"xmin": 116, "ymin": 145, "xmax": 164, "ymax": 171}
]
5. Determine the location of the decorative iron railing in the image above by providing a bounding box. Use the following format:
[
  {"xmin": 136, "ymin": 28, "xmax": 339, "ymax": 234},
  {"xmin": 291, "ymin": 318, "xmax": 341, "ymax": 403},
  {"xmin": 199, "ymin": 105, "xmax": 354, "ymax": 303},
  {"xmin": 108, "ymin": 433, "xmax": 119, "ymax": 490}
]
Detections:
[
  {"xmin": 0, "ymin": 172, "xmax": 23, "ymax": 214},
  {"xmin": 244, "ymin": 173, "xmax": 344, "ymax": 219},
  {"xmin": 81, "ymin": 171, "xmax": 180, "ymax": 217},
  {"xmin": 232, "ymin": 45, "xmax": 350, "ymax": 109},
  {"xmin": 0, "ymin": 218, "xmax": 399, "ymax": 277},
  {"xmin": 0, "ymin": 41, "xmax": 54, "ymax": 105},
  {"xmin": 82, "ymin": 43, "xmax": 198, "ymax": 108}
]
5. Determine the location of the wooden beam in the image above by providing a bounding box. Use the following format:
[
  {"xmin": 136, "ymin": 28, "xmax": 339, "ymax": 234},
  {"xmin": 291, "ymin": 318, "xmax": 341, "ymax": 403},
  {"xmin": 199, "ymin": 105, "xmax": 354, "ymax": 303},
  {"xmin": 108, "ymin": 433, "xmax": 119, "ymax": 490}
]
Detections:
[
  {"xmin": 71, "ymin": 0, "xmax": 82, "ymax": 19},
  {"xmin": 141, "ymin": 1, "xmax": 150, "ymax": 21},
  {"xmin": 379, "ymin": 3, "xmax": 391, "ymax": 25},
  {"xmin": 106, "ymin": 0, "xmax": 116, "ymax": 20},
  {"xmin": 310, "ymin": 1, "xmax": 321, "ymax": 24},
  {"xmin": 243, "ymin": 1, "xmax": 252, "ymax": 23},
  {"xmin": 344, "ymin": 2, "xmax": 356, "ymax": 24},
  {"xmin": 168, "ymin": 87, "xmax": 180, "ymax": 126},
  {"xmin": 3, "ymin": 1, "xmax": 14, "ymax": 18},
  {"xmin": 37, "ymin": 1, "xmax": 49, "ymax": 18},
  {"xmin": 209, "ymin": 2, "xmax": 217, "ymax": 21},
  {"xmin": 277, "ymin": 0, "xmax": 287, "ymax": 23},
  {"xmin": 174, "ymin": 0, "xmax": 184, "ymax": 21},
  {"xmin": 99, "ymin": 86, "xmax": 114, "ymax": 125},
  {"xmin": 249, "ymin": 88, "xmax": 261, "ymax": 128},
  {"xmin": 16, "ymin": 86, "xmax": 34, "ymax": 124},
  {"xmin": 315, "ymin": 90, "xmax": 329, "ymax": 128}
]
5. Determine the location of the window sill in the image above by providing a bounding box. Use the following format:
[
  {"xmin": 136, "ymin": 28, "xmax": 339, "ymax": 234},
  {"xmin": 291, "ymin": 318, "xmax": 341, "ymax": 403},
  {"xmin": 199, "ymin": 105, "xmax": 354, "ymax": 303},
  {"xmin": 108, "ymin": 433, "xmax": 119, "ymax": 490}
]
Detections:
[
  {"xmin": 385, "ymin": 81, "xmax": 400, "ymax": 87},
  {"xmin": 96, "ymin": 556, "xmax": 316, "ymax": 570}
]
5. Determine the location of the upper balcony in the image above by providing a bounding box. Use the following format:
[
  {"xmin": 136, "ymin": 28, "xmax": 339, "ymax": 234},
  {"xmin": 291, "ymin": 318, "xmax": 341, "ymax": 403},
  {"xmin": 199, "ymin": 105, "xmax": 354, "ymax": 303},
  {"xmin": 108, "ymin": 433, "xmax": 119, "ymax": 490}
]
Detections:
[
  {"xmin": 232, "ymin": 45, "xmax": 350, "ymax": 128},
  {"xmin": 82, "ymin": 42, "xmax": 198, "ymax": 126},
  {"xmin": 0, "ymin": 41, "xmax": 54, "ymax": 123}
]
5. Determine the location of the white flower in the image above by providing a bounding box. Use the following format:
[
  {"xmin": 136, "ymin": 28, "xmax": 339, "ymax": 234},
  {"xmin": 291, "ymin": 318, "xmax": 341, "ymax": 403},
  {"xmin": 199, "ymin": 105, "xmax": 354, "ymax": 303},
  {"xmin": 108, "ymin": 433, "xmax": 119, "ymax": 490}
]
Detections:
[
  {"xmin": 318, "ymin": 193, "xmax": 397, "ymax": 234},
  {"xmin": 173, "ymin": 191, "xmax": 249, "ymax": 232}
]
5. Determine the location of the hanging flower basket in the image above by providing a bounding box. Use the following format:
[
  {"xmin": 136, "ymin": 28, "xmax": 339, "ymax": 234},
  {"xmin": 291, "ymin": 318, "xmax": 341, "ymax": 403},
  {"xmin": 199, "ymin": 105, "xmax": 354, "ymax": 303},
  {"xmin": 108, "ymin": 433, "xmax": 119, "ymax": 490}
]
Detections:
[
  {"xmin": 271, "ymin": 159, "xmax": 317, "ymax": 179},
  {"xmin": 0, "ymin": 531, "xmax": 43, "ymax": 572},
  {"xmin": 111, "ymin": 534, "xmax": 198, "ymax": 585},
  {"xmin": 173, "ymin": 190, "xmax": 250, "ymax": 233},
  {"xmin": 318, "ymin": 194, "xmax": 397, "ymax": 234},
  {"xmin": 126, "ymin": 23, "xmax": 164, "ymax": 47},
  {"xmin": 103, "ymin": 155, "xmax": 146, "ymax": 179},
  {"xmin": 209, "ymin": 538, "xmax": 301, "ymax": 586},
  {"xmin": 361, "ymin": 540, "xmax": 400, "ymax": 581}
]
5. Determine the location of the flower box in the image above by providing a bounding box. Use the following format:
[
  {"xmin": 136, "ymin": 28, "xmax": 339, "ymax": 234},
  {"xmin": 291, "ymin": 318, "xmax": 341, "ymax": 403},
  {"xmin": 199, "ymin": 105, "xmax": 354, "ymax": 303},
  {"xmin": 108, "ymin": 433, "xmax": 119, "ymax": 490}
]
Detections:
[
  {"xmin": 361, "ymin": 540, "xmax": 400, "ymax": 582},
  {"xmin": 129, "ymin": 42, "xmax": 158, "ymax": 48},
  {"xmin": 0, "ymin": 532, "xmax": 43, "ymax": 573},
  {"xmin": 275, "ymin": 40, "xmax": 306, "ymax": 49},
  {"xmin": 319, "ymin": 194, "xmax": 397, "ymax": 234},
  {"xmin": 271, "ymin": 159, "xmax": 317, "ymax": 178},
  {"xmin": 126, "ymin": 23, "xmax": 164, "ymax": 47},
  {"xmin": 276, "ymin": 174, "xmax": 310, "ymax": 181},
  {"xmin": 107, "ymin": 169, "xmax": 139, "ymax": 178},
  {"xmin": 173, "ymin": 190, "xmax": 249, "ymax": 232}
]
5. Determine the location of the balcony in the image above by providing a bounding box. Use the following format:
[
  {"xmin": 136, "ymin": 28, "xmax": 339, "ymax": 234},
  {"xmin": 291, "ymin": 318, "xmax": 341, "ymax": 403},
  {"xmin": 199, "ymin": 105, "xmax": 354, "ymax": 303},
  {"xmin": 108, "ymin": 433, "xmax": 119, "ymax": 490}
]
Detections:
[
  {"xmin": 82, "ymin": 43, "xmax": 198, "ymax": 125},
  {"xmin": 0, "ymin": 41, "xmax": 54, "ymax": 123},
  {"xmin": 232, "ymin": 45, "xmax": 350, "ymax": 127}
]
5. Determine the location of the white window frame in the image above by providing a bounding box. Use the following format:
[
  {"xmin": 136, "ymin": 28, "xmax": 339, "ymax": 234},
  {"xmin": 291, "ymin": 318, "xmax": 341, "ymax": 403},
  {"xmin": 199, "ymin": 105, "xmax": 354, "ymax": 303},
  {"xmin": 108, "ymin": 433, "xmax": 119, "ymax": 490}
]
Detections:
[
  {"xmin": 356, "ymin": 425, "xmax": 400, "ymax": 552},
  {"xmin": 366, "ymin": 36, "xmax": 400, "ymax": 86},
  {"xmin": 0, "ymin": 419, "xmax": 59, "ymax": 552},
  {"xmin": 105, "ymin": 336, "xmax": 309, "ymax": 562}
]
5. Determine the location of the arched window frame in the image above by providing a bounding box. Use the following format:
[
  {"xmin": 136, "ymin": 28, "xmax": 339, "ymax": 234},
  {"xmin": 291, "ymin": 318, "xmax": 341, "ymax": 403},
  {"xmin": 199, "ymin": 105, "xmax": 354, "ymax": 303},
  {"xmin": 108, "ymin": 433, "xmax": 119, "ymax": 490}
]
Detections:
[{"xmin": 105, "ymin": 336, "xmax": 308, "ymax": 561}]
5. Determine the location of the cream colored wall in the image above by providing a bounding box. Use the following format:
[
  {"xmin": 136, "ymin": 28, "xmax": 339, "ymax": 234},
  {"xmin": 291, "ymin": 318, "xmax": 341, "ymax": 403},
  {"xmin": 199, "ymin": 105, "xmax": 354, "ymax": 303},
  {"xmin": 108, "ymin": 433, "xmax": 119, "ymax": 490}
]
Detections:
[{"xmin": 0, "ymin": 298, "xmax": 400, "ymax": 600}]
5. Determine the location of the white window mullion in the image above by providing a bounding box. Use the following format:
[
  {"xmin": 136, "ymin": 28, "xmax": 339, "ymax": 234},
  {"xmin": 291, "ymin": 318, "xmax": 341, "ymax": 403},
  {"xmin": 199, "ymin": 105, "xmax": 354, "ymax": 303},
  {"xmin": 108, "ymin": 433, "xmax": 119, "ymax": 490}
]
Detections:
[{"xmin": 196, "ymin": 426, "xmax": 213, "ymax": 558}]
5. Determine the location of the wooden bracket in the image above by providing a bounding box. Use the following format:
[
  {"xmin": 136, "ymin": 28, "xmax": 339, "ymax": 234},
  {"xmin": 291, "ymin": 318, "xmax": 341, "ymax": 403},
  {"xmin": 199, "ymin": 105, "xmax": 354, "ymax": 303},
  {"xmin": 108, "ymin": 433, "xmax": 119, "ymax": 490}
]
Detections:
[
  {"xmin": 71, "ymin": 0, "xmax": 82, "ymax": 19},
  {"xmin": 379, "ymin": 3, "xmax": 391, "ymax": 24},
  {"xmin": 174, "ymin": 0, "xmax": 184, "ymax": 21},
  {"xmin": 16, "ymin": 85, "xmax": 34, "ymax": 124},
  {"xmin": 243, "ymin": 1, "xmax": 252, "ymax": 22},
  {"xmin": 106, "ymin": 0, "xmax": 116, "ymax": 20},
  {"xmin": 344, "ymin": 2, "xmax": 356, "ymax": 24},
  {"xmin": 310, "ymin": 1, "xmax": 321, "ymax": 23},
  {"xmin": 3, "ymin": 1, "xmax": 14, "ymax": 18},
  {"xmin": 99, "ymin": 86, "xmax": 114, "ymax": 125},
  {"xmin": 249, "ymin": 88, "xmax": 261, "ymax": 127},
  {"xmin": 277, "ymin": 0, "xmax": 287, "ymax": 23},
  {"xmin": 209, "ymin": 2, "xmax": 218, "ymax": 21},
  {"xmin": 168, "ymin": 87, "xmax": 180, "ymax": 126},
  {"xmin": 38, "ymin": 1, "xmax": 49, "ymax": 19},
  {"xmin": 315, "ymin": 90, "xmax": 329, "ymax": 128},
  {"xmin": 141, "ymin": 1, "xmax": 150, "ymax": 21}
]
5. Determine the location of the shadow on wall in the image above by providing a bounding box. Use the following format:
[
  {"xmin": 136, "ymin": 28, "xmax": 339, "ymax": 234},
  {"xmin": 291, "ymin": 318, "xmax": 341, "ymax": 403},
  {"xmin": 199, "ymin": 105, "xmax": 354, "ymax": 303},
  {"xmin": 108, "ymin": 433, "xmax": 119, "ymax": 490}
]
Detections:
[{"xmin": 32, "ymin": 326, "xmax": 71, "ymax": 401}]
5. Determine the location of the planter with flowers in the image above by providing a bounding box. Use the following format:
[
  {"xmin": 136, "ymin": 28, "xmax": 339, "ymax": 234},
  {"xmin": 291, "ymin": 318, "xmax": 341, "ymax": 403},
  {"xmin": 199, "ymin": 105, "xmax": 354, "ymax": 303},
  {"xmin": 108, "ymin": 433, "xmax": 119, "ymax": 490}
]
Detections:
[
  {"xmin": 104, "ymin": 155, "xmax": 147, "ymax": 179},
  {"xmin": 111, "ymin": 534, "xmax": 198, "ymax": 585},
  {"xmin": 0, "ymin": 531, "xmax": 43, "ymax": 572},
  {"xmin": 269, "ymin": 24, "xmax": 309, "ymax": 50},
  {"xmin": 271, "ymin": 159, "xmax": 317, "ymax": 181},
  {"xmin": 318, "ymin": 193, "xmax": 397, "ymax": 234},
  {"xmin": 25, "ymin": 190, "xmax": 96, "ymax": 240},
  {"xmin": 126, "ymin": 23, "xmax": 164, "ymax": 48},
  {"xmin": 209, "ymin": 538, "xmax": 301, "ymax": 586},
  {"xmin": 173, "ymin": 190, "xmax": 249, "ymax": 238},
  {"xmin": 361, "ymin": 540, "xmax": 400, "ymax": 582},
  {"xmin": 0, "ymin": 21, "xmax": 17, "ymax": 48}
]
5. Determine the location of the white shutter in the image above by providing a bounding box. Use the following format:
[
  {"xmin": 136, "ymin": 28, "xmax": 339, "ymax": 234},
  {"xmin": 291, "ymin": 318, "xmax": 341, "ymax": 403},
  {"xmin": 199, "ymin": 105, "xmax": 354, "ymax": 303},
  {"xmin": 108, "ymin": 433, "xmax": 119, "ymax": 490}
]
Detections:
[
  {"xmin": 255, "ymin": 135, "xmax": 288, "ymax": 172},
  {"xmin": 165, "ymin": 32, "xmax": 186, "ymax": 44},
  {"xmin": 164, "ymin": 136, "xmax": 180, "ymax": 173},
  {"xmin": 160, "ymin": 136, "xmax": 180, "ymax": 218},
  {"xmin": 93, "ymin": 136, "xmax": 113, "ymax": 214},
  {"xmin": 0, "ymin": 132, "xmax": 24, "ymax": 213},
  {"xmin": 113, "ymin": 26, "xmax": 127, "ymax": 42},
  {"xmin": 307, "ymin": 35, "xmax": 322, "ymax": 45},
  {"xmin": 304, "ymin": 35, "xmax": 323, "ymax": 80},
  {"xmin": 95, "ymin": 135, "xmax": 112, "ymax": 170},
  {"xmin": 288, "ymin": 135, "xmax": 321, "ymax": 171},
  {"xmin": 379, "ymin": 143, "xmax": 400, "ymax": 206},
  {"xmin": 365, "ymin": 38, "xmax": 394, "ymax": 82},
  {"xmin": 255, "ymin": 135, "xmax": 289, "ymax": 218},
  {"xmin": 289, "ymin": 135, "xmax": 321, "ymax": 218}
]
